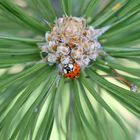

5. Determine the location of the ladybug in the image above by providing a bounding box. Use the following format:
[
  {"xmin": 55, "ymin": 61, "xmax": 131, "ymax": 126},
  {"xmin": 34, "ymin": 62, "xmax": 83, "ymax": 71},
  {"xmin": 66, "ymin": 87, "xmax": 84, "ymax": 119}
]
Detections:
[{"xmin": 63, "ymin": 63, "xmax": 80, "ymax": 79}]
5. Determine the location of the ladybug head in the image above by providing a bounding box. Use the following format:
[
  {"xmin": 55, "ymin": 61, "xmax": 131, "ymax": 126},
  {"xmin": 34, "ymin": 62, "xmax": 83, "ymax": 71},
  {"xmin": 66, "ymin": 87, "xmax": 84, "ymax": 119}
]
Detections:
[{"xmin": 63, "ymin": 63, "xmax": 74, "ymax": 74}]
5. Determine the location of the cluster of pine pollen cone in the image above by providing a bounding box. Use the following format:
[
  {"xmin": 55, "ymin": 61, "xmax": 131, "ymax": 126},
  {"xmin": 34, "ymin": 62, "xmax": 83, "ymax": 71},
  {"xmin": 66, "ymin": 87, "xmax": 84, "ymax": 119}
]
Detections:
[{"xmin": 40, "ymin": 16, "xmax": 110, "ymax": 79}]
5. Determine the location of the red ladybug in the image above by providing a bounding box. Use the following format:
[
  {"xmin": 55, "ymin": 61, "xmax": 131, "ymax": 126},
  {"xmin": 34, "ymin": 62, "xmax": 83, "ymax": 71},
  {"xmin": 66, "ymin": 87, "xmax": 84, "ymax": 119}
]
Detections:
[{"xmin": 63, "ymin": 63, "xmax": 80, "ymax": 79}]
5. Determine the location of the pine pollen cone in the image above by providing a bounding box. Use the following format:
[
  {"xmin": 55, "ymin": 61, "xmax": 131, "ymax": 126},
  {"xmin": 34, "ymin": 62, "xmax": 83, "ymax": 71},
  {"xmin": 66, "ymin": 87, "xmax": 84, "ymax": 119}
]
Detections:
[{"xmin": 40, "ymin": 16, "xmax": 109, "ymax": 78}]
